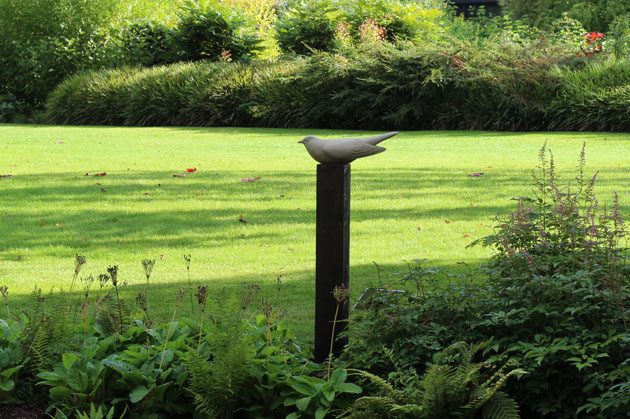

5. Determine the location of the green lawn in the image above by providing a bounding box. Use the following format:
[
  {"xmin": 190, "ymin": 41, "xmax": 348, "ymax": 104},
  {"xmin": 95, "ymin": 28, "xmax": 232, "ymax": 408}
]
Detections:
[{"xmin": 1, "ymin": 124, "xmax": 629, "ymax": 342}]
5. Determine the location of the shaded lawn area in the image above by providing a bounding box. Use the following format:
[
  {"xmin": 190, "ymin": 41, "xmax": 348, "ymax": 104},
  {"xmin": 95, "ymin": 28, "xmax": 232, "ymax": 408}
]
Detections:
[{"xmin": 1, "ymin": 124, "xmax": 629, "ymax": 343}]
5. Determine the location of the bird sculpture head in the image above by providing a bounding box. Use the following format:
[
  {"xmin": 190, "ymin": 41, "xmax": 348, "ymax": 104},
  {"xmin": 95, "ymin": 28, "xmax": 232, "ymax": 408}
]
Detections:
[{"xmin": 297, "ymin": 136, "xmax": 317, "ymax": 145}]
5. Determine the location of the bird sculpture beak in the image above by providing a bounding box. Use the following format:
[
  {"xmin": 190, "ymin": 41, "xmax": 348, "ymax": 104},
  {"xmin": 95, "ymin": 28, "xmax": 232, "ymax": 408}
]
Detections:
[{"xmin": 297, "ymin": 139, "xmax": 304, "ymax": 144}]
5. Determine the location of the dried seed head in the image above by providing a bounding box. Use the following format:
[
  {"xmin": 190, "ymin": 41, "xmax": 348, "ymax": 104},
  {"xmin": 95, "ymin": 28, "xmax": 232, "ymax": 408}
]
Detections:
[
  {"xmin": 241, "ymin": 283, "xmax": 260, "ymax": 310},
  {"xmin": 195, "ymin": 285, "xmax": 208, "ymax": 307},
  {"xmin": 142, "ymin": 259, "xmax": 155, "ymax": 280},
  {"xmin": 107, "ymin": 265, "xmax": 119, "ymax": 286},
  {"xmin": 184, "ymin": 254, "xmax": 191, "ymax": 270},
  {"xmin": 74, "ymin": 254, "xmax": 86, "ymax": 276},
  {"xmin": 81, "ymin": 275, "xmax": 94, "ymax": 297},
  {"xmin": 0, "ymin": 286, "xmax": 7, "ymax": 299},
  {"xmin": 333, "ymin": 284, "xmax": 350, "ymax": 305},
  {"xmin": 98, "ymin": 273, "xmax": 110, "ymax": 288}
]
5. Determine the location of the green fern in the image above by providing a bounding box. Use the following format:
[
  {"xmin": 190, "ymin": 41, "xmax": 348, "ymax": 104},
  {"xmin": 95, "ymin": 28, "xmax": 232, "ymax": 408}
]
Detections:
[
  {"xmin": 341, "ymin": 341, "xmax": 526, "ymax": 419},
  {"xmin": 186, "ymin": 299, "xmax": 254, "ymax": 419}
]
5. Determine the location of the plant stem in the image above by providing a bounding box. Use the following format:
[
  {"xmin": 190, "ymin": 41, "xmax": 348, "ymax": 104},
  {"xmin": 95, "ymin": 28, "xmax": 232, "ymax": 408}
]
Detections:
[
  {"xmin": 327, "ymin": 303, "xmax": 340, "ymax": 381},
  {"xmin": 197, "ymin": 308, "xmax": 205, "ymax": 352},
  {"xmin": 160, "ymin": 293, "xmax": 182, "ymax": 369},
  {"xmin": 114, "ymin": 285, "xmax": 123, "ymax": 335}
]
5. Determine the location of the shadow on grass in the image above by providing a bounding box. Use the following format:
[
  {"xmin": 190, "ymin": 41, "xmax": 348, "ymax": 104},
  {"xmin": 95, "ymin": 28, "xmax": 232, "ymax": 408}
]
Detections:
[
  {"xmin": 2, "ymin": 260, "xmax": 487, "ymax": 344},
  {"xmin": 6, "ymin": 167, "xmax": 624, "ymax": 253}
]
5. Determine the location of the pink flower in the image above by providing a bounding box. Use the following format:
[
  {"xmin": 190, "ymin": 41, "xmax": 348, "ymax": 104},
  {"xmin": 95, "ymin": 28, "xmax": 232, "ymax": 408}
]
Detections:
[
  {"xmin": 468, "ymin": 172, "xmax": 484, "ymax": 177},
  {"xmin": 241, "ymin": 177, "xmax": 261, "ymax": 182}
]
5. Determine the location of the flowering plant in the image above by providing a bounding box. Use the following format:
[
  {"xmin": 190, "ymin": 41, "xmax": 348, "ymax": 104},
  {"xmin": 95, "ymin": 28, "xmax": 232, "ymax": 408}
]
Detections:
[{"xmin": 578, "ymin": 31, "xmax": 605, "ymax": 56}]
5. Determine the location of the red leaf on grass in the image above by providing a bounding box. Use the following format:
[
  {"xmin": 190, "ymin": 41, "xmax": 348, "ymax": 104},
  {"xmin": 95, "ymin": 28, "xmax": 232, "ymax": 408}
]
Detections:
[
  {"xmin": 94, "ymin": 172, "xmax": 107, "ymax": 177},
  {"xmin": 241, "ymin": 177, "xmax": 261, "ymax": 182},
  {"xmin": 56, "ymin": 141, "xmax": 64, "ymax": 144},
  {"xmin": 0, "ymin": 175, "xmax": 12, "ymax": 178},
  {"xmin": 187, "ymin": 168, "xmax": 197, "ymax": 173}
]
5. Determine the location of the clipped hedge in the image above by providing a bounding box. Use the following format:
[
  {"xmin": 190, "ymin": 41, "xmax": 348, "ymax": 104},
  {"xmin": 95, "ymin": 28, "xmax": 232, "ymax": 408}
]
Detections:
[
  {"xmin": 46, "ymin": 41, "xmax": 630, "ymax": 131},
  {"xmin": 46, "ymin": 61, "xmax": 296, "ymax": 127}
]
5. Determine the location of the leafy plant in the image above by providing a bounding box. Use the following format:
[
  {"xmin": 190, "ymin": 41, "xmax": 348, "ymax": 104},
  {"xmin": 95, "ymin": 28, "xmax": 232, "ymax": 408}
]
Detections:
[
  {"xmin": 343, "ymin": 144, "xmax": 630, "ymax": 417},
  {"xmin": 341, "ymin": 341, "xmax": 524, "ymax": 419}
]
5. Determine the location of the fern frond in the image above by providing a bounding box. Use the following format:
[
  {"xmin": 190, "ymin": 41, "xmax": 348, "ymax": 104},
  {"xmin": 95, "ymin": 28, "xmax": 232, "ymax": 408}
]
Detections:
[
  {"xmin": 347, "ymin": 369, "xmax": 396, "ymax": 398},
  {"xmin": 480, "ymin": 391, "xmax": 521, "ymax": 419}
]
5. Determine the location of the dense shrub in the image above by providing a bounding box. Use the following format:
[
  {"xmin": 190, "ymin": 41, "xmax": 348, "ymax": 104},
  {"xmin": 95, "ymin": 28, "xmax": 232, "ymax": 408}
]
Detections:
[
  {"xmin": 499, "ymin": 0, "xmax": 630, "ymax": 33},
  {"xmin": 175, "ymin": 0, "xmax": 263, "ymax": 62},
  {"xmin": 116, "ymin": 20, "xmax": 179, "ymax": 67},
  {"xmin": 275, "ymin": 0, "xmax": 447, "ymax": 55},
  {"xmin": 276, "ymin": 0, "xmax": 340, "ymax": 55},
  {"xmin": 342, "ymin": 144, "xmax": 630, "ymax": 418}
]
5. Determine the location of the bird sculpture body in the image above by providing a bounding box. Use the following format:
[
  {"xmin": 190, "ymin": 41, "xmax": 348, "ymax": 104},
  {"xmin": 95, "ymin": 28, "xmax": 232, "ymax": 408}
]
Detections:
[{"xmin": 298, "ymin": 132, "xmax": 398, "ymax": 164}]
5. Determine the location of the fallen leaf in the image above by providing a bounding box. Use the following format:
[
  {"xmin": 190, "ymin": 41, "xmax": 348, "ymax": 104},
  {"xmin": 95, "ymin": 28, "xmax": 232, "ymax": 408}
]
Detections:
[
  {"xmin": 0, "ymin": 175, "xmax": 12, "ymax": 178},
  {"xmin": 470, "ymin": 203, "xmax": 479, "ymax": 207},
  {"xmin": 468, "ymin": 172, "xmax": 484, "ymax": 177},
  {"xmin": 463, "ymin": 234, "xmax": 470, "ymax": 238},
  {"xmin": 55, "ymin": 141, "xmax": 64, "ymax": 144},
  {"xmin": 41, "ymin": 222, "xmax": 46, "ymax": 226},
  {"xmin": 241, "ymin": 177, "xmax": 261, "ymax": 182},
  {"xmin": 195, "ymin": 190, "xmax": 201, "ymax": 195},
  {"xmin": 100, "ymin": 188, "xmax": 107, "ymax": 192},
  {"xmin": 55, "ymin": 223, "xmax": 64, "ymax": 227},
  {"xmin": 94, "ymin": 183, "xmax": 101, "ymax": 186},
  {"xmin": 487, "ymin": 166, "xmax": 493, "ymax": 169},
  {"xmin": 94, "ymin": 172, "xmax": 107, "ymax": 177},
  {"xmin": 160, "ymin": 254, "xmax": 165, "ymax": 260},
  {"xmin": 187, "ymin": 168, "xmax": 197, "ymax": 173},
  {"xmin": 239, "ymin": 214, "xmax": 247, "ymax": 224},
  {"xmin": 85, "ymin": 173, "xmax": 90, "ymax": 176},
  {"xmin": 241, "ymin": 233, "xmax": 249, "ymax": 237},
  {"xmin": 445, "ymin": 219, "xmax": 451, "ymax": 224},
  {"xmin": 143, "ymin": 193, "xmax": 150, "ymax": 196},
  {"xmin": 287, "ymin": 248, "xmax": 293, "ymax": 251},
  {"xmin": 173, "ymin": 174, "xmax": 186, "ymax": 178},
  {"xmin": 279, "ymin": 194, "xmax": 285, "ymax": 198},
  {"xmin": 417, "ymin": 226, "xmax": 422, "ymax": 230}
]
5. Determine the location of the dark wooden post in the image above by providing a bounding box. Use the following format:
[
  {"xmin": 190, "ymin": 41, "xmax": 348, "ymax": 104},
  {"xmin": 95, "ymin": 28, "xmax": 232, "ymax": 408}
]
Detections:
[{"xmin": 314, "ymin": 164, "xmax": 350, "ymax": 363}]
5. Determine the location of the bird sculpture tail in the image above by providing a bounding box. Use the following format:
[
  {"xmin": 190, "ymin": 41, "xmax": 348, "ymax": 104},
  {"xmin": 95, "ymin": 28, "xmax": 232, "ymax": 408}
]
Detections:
[{"xmin": 360, "ymin": 132, "xmax": 398, "ymax": 145}]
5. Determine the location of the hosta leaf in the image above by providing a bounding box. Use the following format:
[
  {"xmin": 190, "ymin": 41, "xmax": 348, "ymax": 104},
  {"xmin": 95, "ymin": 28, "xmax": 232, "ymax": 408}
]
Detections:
[{"xmin": 62, "ymin": 353, "xmax": 79, "ymax": 370}]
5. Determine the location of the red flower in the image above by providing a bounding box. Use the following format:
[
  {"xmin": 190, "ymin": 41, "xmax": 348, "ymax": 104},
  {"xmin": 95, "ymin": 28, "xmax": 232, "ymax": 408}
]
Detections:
[{"xmin": 187, "ymin": 168, "xmax": 197, "ymax": 173}]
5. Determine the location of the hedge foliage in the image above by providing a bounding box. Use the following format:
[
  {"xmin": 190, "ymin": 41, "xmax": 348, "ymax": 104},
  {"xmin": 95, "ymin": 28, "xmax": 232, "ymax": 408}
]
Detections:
[{"xmin": 46, "ymin": 35, "xmax": 630, "ymax": 131}]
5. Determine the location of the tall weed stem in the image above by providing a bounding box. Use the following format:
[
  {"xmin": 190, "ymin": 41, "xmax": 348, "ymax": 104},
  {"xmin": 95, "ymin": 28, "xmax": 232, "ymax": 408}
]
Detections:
[{"xmin": 160, "ymin": 288, "xmax": 185, "ymax": 369}]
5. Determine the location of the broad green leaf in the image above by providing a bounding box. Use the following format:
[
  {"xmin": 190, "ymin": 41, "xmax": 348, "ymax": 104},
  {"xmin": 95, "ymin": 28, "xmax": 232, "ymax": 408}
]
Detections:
[
  {"xmin": 295, "ymin": 396, "xmax": 312, "ymax": 411},
  {"xmin": 130, "ymin": 385, "xmax": 150, "ymax": 403},
  {"xmin": 62, "ymin": 353, "xmax": 79, "ymax": 370},
  {"xmin": 337, "ymin": 382, "xmax": 362, "ymax": 394},
  {"xmin": 0, "ymin": 379, "xmax": 14, "ymax": 392},
  {"xmin": 315, "ymin": 406, "xmax": 328, "ymax": 419},
  {"xmin": 49, "ymin": 386, "xmax": 72, "ymax": 399},
  {"xmin": 323, "ymin": 390, "xmax": 335, "ymax": 401}
]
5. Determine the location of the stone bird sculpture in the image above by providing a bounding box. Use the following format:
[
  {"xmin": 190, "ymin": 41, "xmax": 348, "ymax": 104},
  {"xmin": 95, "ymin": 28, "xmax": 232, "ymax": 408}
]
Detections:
[{"xmin": 298, "ymin": 132, "xmax": 397, "ymax": 164}]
